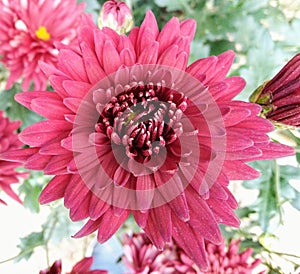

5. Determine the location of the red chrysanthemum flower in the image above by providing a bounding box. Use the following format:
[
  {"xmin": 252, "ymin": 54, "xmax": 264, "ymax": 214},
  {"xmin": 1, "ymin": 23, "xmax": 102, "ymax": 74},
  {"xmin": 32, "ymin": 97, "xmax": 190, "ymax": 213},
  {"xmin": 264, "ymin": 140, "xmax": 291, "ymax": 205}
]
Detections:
[
  {"xmin": 98, "ymin": 0, "xmax": 134, "ymax": 34},
  {"xmin": 39, "ymin": 257, "xmax": 107, "ymax": 274},
  {"xmin": 0, "ymin": 0, "xmax": 86, "ymax": 91},
  {"xmin": 2, "ymin": 12, "xmax": 294, "ymax": 270},
  {"xmin": 0, "ymin": 110, "xmax": 27, "ymax": 205},
  {"xmin": 122, "ymin": 233, "xmax": 263, "ymax": 274},
  {"xmin": 250, "ymin": 53, "xmax": 300, "ymax": 127}
]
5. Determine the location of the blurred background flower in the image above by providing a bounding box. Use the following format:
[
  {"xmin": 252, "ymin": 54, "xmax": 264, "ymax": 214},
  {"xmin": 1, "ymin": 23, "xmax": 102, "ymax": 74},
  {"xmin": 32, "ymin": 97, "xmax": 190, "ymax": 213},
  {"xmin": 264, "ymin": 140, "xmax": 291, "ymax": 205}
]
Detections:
[
  {"xmin": 0, "ymin": 0, "xmax": 86, "ymax": 91},
  {"xmin": 0, "ymin": 110, "xmax": 27, "ymax": 205},
  {"xmin": 122, "ymin": 232, "xmax": 264, "ymax": 274}
]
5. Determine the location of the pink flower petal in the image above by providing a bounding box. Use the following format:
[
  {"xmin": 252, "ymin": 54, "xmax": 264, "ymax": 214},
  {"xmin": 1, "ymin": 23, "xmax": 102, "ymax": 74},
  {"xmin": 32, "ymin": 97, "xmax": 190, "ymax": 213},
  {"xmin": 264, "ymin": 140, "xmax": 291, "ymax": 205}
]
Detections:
[{"xmin": 39, "ymin": 175, "xmax": 70, "ymax": 204}]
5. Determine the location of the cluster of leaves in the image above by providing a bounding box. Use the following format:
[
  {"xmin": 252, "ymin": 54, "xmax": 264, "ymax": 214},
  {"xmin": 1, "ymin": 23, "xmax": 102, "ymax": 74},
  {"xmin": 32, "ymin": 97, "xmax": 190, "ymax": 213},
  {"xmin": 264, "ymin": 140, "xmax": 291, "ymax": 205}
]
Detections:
[{"xmin": 5, "ymin": 203, "xmax": 85, "ymax": 264}]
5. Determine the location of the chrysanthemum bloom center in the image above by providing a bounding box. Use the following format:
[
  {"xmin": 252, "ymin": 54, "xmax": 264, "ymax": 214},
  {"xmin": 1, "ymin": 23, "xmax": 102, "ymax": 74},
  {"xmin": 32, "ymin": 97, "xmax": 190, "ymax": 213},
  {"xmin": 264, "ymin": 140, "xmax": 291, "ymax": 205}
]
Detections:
[
  {"xmin": 35, "ymin": 26, "xmax": 51, "ymax": 41},
  {"xmin": 97, "ymin": 81, "xmax": 187, "ymax": 164}
]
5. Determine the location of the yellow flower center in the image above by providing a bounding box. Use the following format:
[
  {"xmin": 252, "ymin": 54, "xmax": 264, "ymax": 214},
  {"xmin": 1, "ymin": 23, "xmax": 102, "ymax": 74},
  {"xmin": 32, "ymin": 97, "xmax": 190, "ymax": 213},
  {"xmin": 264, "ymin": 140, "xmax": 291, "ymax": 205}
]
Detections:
[{"xmin": 35, "ymin": 26, "xmax": 51, "ymax": 41}]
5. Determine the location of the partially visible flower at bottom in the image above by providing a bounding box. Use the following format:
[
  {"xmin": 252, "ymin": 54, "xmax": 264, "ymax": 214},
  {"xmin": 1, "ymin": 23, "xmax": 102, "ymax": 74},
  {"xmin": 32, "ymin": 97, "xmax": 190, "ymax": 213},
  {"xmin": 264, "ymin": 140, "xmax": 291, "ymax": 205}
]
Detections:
[
  {"xmin": 122, "ymin": 233, "xmax": 264, "ymax": 274},
  {"xmin": 39, "ymin": 257, "xmax": 107, "ymax": 274},
  {"xmin": 0, "ymin": 110, "xmax": 27, "ymax": 205},
  {"xmin": 250, "ymin": 53, "xmax": 300, "ymax": 127}
]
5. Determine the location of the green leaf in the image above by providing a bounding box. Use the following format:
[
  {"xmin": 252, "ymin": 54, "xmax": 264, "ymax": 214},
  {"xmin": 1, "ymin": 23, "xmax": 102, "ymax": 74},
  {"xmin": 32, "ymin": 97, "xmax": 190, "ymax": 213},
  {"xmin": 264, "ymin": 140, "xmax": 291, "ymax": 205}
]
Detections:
[
  {"xmin": 16, "ymin": 231, "xmax": 45, "ymax": 262},
  {"xmin": 290, "ymin": 190, "xmax": 300, "ymax": 211},
  {"xmin": 42, "ymin": 203, "xmax": 84, "ymax": 245},
  {"xmin": 18, "ymin": 172, "xmax": 47, "ymax": 213},
  {"xmin": 0, "ymin": 85, "xmax": 44, "ymax": 129},
  {"xmin": 154, "ymin": 0, "xmax": 187, "ymax": 12},
  {"xmin": 235, "ymin": 206, "xmax": 255, "ymax": 219},
  {"xmin": 243, "ymin": 160, "xmax": 300, "ymax": 231}
]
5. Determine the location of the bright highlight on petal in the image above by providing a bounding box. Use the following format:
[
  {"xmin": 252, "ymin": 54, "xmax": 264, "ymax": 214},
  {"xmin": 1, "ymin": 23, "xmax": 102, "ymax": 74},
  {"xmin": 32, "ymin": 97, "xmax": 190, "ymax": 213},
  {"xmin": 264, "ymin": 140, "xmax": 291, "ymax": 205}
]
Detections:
[{"xmin": 35, "ymin": 26, "xmax": 51, "ymax": 41}]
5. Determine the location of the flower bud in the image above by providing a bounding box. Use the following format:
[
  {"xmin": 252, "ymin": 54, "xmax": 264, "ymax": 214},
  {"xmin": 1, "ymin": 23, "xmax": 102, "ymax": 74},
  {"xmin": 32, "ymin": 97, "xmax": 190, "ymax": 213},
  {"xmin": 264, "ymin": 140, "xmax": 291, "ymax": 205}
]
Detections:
[
  {"xmin": 250, "ymin": 53, "xmax": 300, "ymax": 127},
  {"xmin": 98, "ymin": 0, "xmax": 133, "ymax": 34}
]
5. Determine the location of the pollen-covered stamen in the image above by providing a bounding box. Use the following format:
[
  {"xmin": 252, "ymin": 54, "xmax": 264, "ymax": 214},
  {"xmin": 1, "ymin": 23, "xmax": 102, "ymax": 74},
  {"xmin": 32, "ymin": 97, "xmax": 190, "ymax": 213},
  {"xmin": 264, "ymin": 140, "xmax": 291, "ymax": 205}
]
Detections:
[
  {"xmin": 35, "ymin": 26, "xmax": 51, "ymax": 41},
  {"xmin": 96, "ymin": 81, "xmax": 187, "ymax": 163}
]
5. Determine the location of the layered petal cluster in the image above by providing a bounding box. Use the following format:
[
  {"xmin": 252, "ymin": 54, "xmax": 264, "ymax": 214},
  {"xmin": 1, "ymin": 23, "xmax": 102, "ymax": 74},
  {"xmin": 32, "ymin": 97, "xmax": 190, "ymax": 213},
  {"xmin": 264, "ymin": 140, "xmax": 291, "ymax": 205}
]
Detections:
[
  {"xmin": 98, "ymin": 0, "xmax": 134, "ymax": 34},
  {"xmin": 0, "ymin": 0, "xmax": 85, "ymax": 91},
  {"xmin": 122, "ymin": 233, "xmax": 263, "ymax": 274},
  {"xmin": 39, "ymin": 257, "xmax": 107, "ymax": 274},
  {"xmin": 3, "ymin": 11, "xmax": 294, "ymax": 270},
  {"xmin": 0, "ymin": 110, "xmax": 27, "ymax": 205},
  {"xmin": 250, "ymin": 53, "xmax": 300, "ymax": 127}
]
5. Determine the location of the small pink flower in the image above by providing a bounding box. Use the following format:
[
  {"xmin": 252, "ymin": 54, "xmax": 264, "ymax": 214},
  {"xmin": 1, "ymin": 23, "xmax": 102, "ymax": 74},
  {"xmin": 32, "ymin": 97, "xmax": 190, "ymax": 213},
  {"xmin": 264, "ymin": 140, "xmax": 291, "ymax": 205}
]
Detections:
[
  {"xmin": 2, "ymin": 11, "xmax": 294, "ymax": 270},
  {"xmin": 250, "ymin": 53, "xmax": 300, "ymax": 127},
  {"xmin": 0, "ymin": 110, "xmax": 27, "ymax": 205},
  {"xmin": 98, "ymin": 0, "xmax": 133, "ymax": 34},
  {"xmin": 0, "ymin": 0, "xmax": 86, "ymax": 91},
  {"xmin": 122, "ymin": 233, "xmax": 263, "ymax": 274},
  {"xmin": 39, "ymin": 257, "xmax": 107, "ymax": 274}
]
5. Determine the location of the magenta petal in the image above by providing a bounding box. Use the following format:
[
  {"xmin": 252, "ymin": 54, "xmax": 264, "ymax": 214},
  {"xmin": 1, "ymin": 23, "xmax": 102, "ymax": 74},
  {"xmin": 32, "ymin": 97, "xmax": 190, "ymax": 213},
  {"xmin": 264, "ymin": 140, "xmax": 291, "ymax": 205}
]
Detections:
[
  {"xmin": 186, "ymin": 56, "xmax": 217, "ymax": 82},
  {"xmin": 20, "ymin": 120, "xmax": 71, "ymax": 147},
  {"xmin": 0, "ymin": 184, "xmax": 22, "ymax": 204},
  {"xmin": 0, "ymin": 148, "xmax": 39, "ymax": 163},
  {"xmin": 186, "ymin": 187, "xmax": 222, "ymax": 245},
  {"xmin": 89, "ymin": 194, "xmax": 110, "ymax": 220},
  {"xmin": 64, "ymin": 175, "xmax": 89, "ymax": 208},
  {"xmin": 39, "ymin": 175, "xmax": 70, "ymax": 204},
  {"xmin": 157, "ymin": 17, "xmax": 180, "ymax": 55},
  {"xmin": 71, "ymin": 257, "xmax": 93, "ymax": 272},
  {"xmin": 256, "ymin": 142, "xmax": 294, "ymax": 160},
  {"xmin": 96, "ymin": 208, "xmax": 129, "ymax": 243},
  {"xmin": 15, "ymin": 91, "xmax": 60, "ymax": 111},
  {"xmin": 136, "ymin": 11, "xmax": 159, "ymax": 56},
  {"xmin": 138, "ymin": 41, "xmax": 159, "ymax": 64},
  {"xmin": 31, "ymin": 97, "xmax": 68, "ymax": 120},
  {"xmin": 137, "ymin": 210, "xmax": 167, "ymax": 250},
  {"xmin": 179, "ymin": 19, "xmax": 196, "ymax": 42},
  {"xmin": 207, "ymin": 198, "xmax": 240, "ymax": 227},
  {"xmin": 59, "ymin": 49, "xmax": 89, "ymax": 82},
  {"xmin": 80, "ymin": 41, "xmax": 106, "ymax": 84},
  {"xmin": 69, "ymin": 193, "xmax": 91, "ymax": 221},
  {"xmin": 211, "ymin": 50, "xmax": 235, "ymax": 82},
  {"xmin": 172, "ymin": 215, "xmax": 209, "ymax": 271},
  {"xmin": 44, "ymin": 153, "xmax": 72, "ymax": 174},
  {"xmin": 25, "ymin": 153, "xmax": 52, "ymax": 170},
  {"xmin": 73, "ymin": 218, "xmax": 102, "ymax": 238},
  {"xmin": 144, "ymin": 205, "xmax": 172, "ymax": 244},
  {"xmin": 221, "ymin": 76, "xmax": 246, "ymax": 101},
  {"xmin": 136, "ymin": 175, "xmax": 155, "ymax": 211},
  {"xmin": 63, "ymin": 80, "xmax": 91, "ymax": 98},
  {"xmin": 223, "ymin": 161, "xmax": 260, "ymax": 180},
  {"xmin": 102, "ymin": 40, "xmax": 122, "ymax": 75},
  {"xmin": 157, "ymin": 45, "xmax": 178, "ymax": 67}
]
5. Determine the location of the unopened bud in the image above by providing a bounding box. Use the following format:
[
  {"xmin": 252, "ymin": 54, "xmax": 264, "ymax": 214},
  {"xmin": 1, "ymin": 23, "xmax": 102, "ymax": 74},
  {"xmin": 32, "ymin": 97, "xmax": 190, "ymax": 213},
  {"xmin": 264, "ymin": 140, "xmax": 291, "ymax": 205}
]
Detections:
[
  {"xmin": 98, "ymin": 0, "xmax": 133, "ymax": 34},
  {"xmin": 250, "ymin": 53, "xmax": 300, "ymax": 128}
]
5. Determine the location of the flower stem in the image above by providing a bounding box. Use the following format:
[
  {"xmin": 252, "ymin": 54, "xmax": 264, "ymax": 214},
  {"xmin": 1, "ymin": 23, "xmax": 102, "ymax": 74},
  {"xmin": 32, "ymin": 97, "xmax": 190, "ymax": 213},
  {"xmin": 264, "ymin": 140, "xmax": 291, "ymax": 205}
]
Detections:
[
  {"xmin": 0, "ymin": 249, "xmax": 32, "ymax": 264},
  {"xmin": 273, "ymin": 160, "xmax": 283, "ymax": 224}
]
